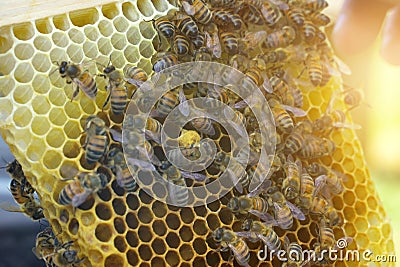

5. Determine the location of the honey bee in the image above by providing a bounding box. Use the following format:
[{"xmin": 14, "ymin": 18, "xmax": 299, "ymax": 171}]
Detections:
[
  {"xmin": 239, "ymin": 3, "xmax": 265, "ymax": 25},
  {"xmin": 306, "ymin": 162, "xmax": 327, "ymax": 177},
  {"xmin": 32, "ymin": 227, "xmax": 57, "ymax": 264},
  {"xmin": 181, "ymin": 0, "xmax": 212, "ymax": 25},
  {"xmin": 343, "ymin": 86, "xmax": 364, "ymax": 111},
  {"xmin": 310, "ymin": 196, "xmax": 341, "ymax": 226},
  {"xmin": 213, "ymin": 9, "xmax": 243, "ymax": 30},
  {"xmin": 267, "ymin": 186, "xmax": 305, "ymax": 229},
  {"xmin": 123, "ymin": 65, "xmax": 148, "ymax": 88},
  {"xmin": 208, "ymin": 0, "xmax": 242, "ymax": 9},
  {"xmin": 159, "ymin": 161, "xmax": 205, "ymax": 206},
  {"xmin": 285, "ymin": 120, "xmax": 312, "ymax": 153},
  {"xmin": 0, "ymin": 197, "xmax": 44, "ymax": 221},
  {"xmin": 152, "ymin": 86, "xmax": 188, "ymax": 117},
  {"xmin": 205, "ymin": 84, "xmax": 229, "ymax": 111},
  {"xmin": 214, "ymin": 151, "xmax": 249, "ymax": 193},
  {"xmin": 302, "ymin": 20, "xmax": 316, "ymax": 43},
  {"xmin": 269, "ymin": 98, "xmax": 306, "ymax": 133},
  {"xmin": 58, "ymin": 172, "xmax": 108, "ymax": 207},
  {"xmin": 2, "ymin": 159, "xmax": 25, "ymax": 183},
  {"xmin": 282, "ymin": 155, "xmax": 301, "ymax": 200},
  {"xmin": 205, "ymin": 27, "xmax": 222, "ymax": 58},
  {"xmin": 220, "ymin": 31, "xmax": 239, "ymax": 55},
  {"xmin": 286, "ymin": 7, "xmax": 305, "ymax": 26},
  {"xmin": 153, "ymin": 18, "xmax": 175, "ymax": 38},
  {"xmin": 100, "ymin": 64, "xmax": 127, "ymax": 115},
  {"xmin": 166, "ymin": 147, "xmax": 200, "ymax": 164},
  {"xmin": 191, "ymin": 31, "xmax": 205, "ymax": 48},
  {"xmin": 304, "ymin": 51, "xmax": 322, "ymax": 86},
  {"xmin": 176, "ymin": 14, "xmax": 198, "ymax": 38},
  {"xmin": 314, "ymin": 168, "xmax": 346, "ymax": 197},
  {"xmin": 313, "ymin": 108, "xmax": 360, "ymax": 135},
  {"xmin": 145, "ymin": 117, "xmax": 162, "ymax": 144},
  {"xmin": 264, "ymin": 26, "xmax": 296, "ymax": 49},
  {"xmin": 310, "ymin": 12, "xmax": 330, "ymax": 26},
  {"xmin": 304, "ymin": 0, "xmax": 328, "ymax": 12},
  {"xmin": 55, "ymin": 61, "xmax": 97, "ymax": 100},
  {"xmin": 297, "ymin": 135, "xmax": 335, "ymax": 159},
  {"xmin": 260, "ymin": 49, "xmax": 289, "ymax": 64},
  {"xmin": 316, "ymin": 218, "xmax": 335, "ymax": 251},
  {"xmin": 227, "ymin": 195, "xmax": 270, "ymax": 221},
  {"xmin": 212, "ymin": 228, "xmax": 250, "ymax": 267},
  {"xmin": 48, "ymin": 241, "xmax": 84, "ymax": 267},
  {"xmin": 83, "ymin": 115, "xmax": 108, "ymax": 165},
  {"xmin": 237, "ymin": 218, "xmax": 281, "ymax": 253},
  {"xmin": 296, "ymin": 168, "xmax": 315, "ymax": 212},
  {"xmin": 153, "ymin": 52, "xmax": 179, "ymax": 73},
  {"xmin": 190, "ymin": 116, "xmax": 216, "ymax": 135},
  {"xmin": 106, "ymin": 147, "xmax": 138, "ymax": 192},
  {"xmin": 260, "ymin": 0, "xmax": 285, "ymax": 26},
  {"xmin": 283, "ymin": 236, "xmax": 303, "ymax": 267},
  {"xmin": 173, "ymin": 33, "xmax": 190, "ymax": 55},
  {"xmin": 10, "ymin": 178, "xmax": 34, "ymax": 205}
]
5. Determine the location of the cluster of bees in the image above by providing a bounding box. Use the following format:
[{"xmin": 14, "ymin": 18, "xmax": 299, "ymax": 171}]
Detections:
[{"xmin": 0, "ymin": 0, "xmax": 366, "ymax": 266}]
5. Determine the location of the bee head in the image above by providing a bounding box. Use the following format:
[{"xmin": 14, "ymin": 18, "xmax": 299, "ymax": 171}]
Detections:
[
  {"xmin": 63, "ymin": 249, "xmax": 78, "ymax": 263},
  {"xmin": 104, "ymin": 65, "xmax": 116, "ymax": 74},
  {"xmin": 241, "ymin": 218, "xmax": 253, "ymax": 231},
  {"xmin": 59, "ymin": 61, "xmax": 68, "ymax": 74},
  {"xmin": 212, "ymin": 227, "xmax": 224, "ymax": 242}
]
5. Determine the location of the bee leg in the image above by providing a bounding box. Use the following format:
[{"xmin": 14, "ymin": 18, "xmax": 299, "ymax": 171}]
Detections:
[
  {"xmin": 102, "ymin": 92, "xmax": 112, "ymax": 112},
  {"xmin": 296, "ymin": 65, "xmax": 307, "ymax": 79},
  {"xmin": 71, "ymin": 85, "xmax": 80, "ymax": 102}
]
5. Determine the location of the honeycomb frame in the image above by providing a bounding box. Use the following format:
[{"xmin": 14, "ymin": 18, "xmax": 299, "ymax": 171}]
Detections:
[{"xmin": 0, "ymin": 0, "xmax": 395, "ymax": 266}]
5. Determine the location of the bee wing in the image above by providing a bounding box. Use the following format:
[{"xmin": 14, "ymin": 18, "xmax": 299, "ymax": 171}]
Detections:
[
  {"xmin": 333, "ymin": 56, "xmax": 352, "ymax": 75},
  {"xmin": 270, "ymin": 0, "xmax": 289, "ymax": 10},
  {"xmin": 181, "ymin": 171, "xmax": 207, "ymax": 182},
  {"xmin": 333, "ymin": 122, "xmax": 362, "ymax": 130},
  {"xmin": 109, "ymin": 128, "xmax": 122, "ymax": 142},
  {"xmin": 248, "ymin": 179, "xmax": 272, "ymax": 197},
  {"xmin": 145, "ymin": 129, "xmax": 161, "ymax": 144},
  {"xmin": 314, "ymin": 174, "xmax": 327, "ymax": 196},
  {"xmin": 286, "ymin": 201, "xmax": 306, "ymax": 221},
  {"xmin": 223, "ymin": 109, "xmax": 247, "ymax": 137},
  {"xmin": 233, "ymin": 100, "xmax": 248, "ymax": 109},
  {"xmin": 261, "ymin": 72, "xmax": 273, "ymax": 93},
  {"xmin": 126, "ymin": 157, "xmax": 156, "ymax": 172},
  {"xmin": 227, "ymin": 243, "xmax": 249, "ymax": 265},
  {"xmin": 258, "ymin": 234, "xmax": 279, "ymax": 253},
  {"xmin": 235, "ymin": 231, "xmax": 253, "ymax": 239},
  {"xmin": 280, "ymin": 104, "xmax": 307, "ymax": 117},
  {"xmin": 249, "ymin": 210, "xmax": 273, "ymax": 222},
  {"xmin": 73, "ymin": 76, "xmax": 96, "ymax": 100},
  {"xmin": 71, "ymin": 191, "xmax": 91, "ymax": 207},
  {"xmin": 178, "ymin": 87, "xmax": 190, "ymax": 117},
  {"xmin": 181, "ymin": 1, "xmax": 195, "ymax": 15},
  {"xmin": 205, "ymin": 31, "xmax": 222, "ymax": 59},
  {"xmin": 227, "ymin": 168, "xmax": 244, "ymax": 194},
  {"xmin": 0, "ymin": 202, "xmax": 22, "ymax": 212},
  {"xmin": 125, "ymin": 77, "xmax": 144, "ymax": 88},
  {"xmin": 244, "ymin": 31, "xmax": 267, "ymax": 46}
]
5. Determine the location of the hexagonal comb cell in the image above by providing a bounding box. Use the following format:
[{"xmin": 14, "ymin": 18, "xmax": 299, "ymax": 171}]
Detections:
[{"xmin": 0, "ymin": 0, "xmax": 395, "ymax": 266}]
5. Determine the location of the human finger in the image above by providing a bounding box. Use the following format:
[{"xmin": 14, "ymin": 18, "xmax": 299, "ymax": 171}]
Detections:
[{"xmin": 332, "ymin": 0, "xmax": 393, "ymax": 55}]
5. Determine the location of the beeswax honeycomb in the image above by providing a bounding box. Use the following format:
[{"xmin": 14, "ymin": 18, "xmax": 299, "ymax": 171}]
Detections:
[{"xmin": 0, "ymin": 0, "xmax": 395, "ymax": 266}]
